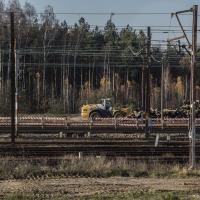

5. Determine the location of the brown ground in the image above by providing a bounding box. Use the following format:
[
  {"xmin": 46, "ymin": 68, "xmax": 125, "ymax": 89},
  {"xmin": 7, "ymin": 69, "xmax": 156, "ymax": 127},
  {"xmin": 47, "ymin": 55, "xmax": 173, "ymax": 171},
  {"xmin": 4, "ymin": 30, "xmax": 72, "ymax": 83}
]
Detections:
[{"xmin": 1, "ymin": 177, "xmax": 200, "ymax": 198}]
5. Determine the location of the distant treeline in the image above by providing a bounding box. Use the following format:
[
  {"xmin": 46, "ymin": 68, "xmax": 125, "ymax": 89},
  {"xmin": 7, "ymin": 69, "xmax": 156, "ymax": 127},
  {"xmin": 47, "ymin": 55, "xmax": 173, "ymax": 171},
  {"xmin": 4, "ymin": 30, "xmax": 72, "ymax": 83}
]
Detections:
[{"xmin": 0, "ymin": 0, "xmax": 199, "ymax": 115}]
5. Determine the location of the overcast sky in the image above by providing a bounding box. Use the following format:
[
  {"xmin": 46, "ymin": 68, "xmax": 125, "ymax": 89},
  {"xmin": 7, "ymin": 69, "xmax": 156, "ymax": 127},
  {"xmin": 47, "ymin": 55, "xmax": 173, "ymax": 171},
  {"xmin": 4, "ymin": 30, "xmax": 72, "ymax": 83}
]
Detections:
[{"xmin": 5, "ymin": 0, "xmax": 200, "ymax": 44}]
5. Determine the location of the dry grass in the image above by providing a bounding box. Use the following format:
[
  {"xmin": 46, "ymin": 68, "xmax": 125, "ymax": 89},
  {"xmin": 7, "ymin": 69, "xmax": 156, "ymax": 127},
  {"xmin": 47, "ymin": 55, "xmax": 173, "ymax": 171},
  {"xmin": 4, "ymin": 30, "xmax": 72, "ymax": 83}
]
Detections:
[
  {"xmin": 2, "ymin": 190, "xmax": 196, "ymax": 200},
  {"xmin": 1, "ymin": 156, "xmax": 200, "ymax": 200},
  {"xmin": 0, "ymin": 156, "xmax": 200, "ymax": 180}
]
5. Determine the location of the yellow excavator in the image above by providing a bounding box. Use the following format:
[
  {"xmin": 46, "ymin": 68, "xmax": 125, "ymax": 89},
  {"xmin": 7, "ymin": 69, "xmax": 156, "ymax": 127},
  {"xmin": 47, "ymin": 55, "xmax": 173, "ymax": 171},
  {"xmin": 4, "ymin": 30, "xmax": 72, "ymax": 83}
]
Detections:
[{"xmin": 81, "ymin": 98, "xmax": 129, "ymax": 119}]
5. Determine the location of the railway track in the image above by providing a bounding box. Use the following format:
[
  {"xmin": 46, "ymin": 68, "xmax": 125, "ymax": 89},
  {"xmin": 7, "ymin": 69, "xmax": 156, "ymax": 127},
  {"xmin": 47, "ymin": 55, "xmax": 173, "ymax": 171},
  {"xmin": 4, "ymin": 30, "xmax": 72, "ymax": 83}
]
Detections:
[
  {"xmin": 0, "ymin": 138, "xmax": 197, "ymax": 145},
  {"xmin": 0, "ymin": 139, "xmax": 198, "ymax": 162},
  {"xmin": 0, "ymin": 116, "xmax": 199, "ymax": 134},
  {"xmin": 0, "ymin": 116, "xmax": 198, "ymax": 162}
]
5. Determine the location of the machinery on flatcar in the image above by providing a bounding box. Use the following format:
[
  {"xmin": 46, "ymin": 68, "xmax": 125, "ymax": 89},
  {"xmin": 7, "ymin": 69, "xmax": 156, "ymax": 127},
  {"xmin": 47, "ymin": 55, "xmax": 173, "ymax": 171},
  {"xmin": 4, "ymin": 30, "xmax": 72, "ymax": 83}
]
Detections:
[
  {"xmin": 81, "ymin": 98, "xmax": 128, "ymax": 119},
  {"xmin": 81, "ymin": 99, "xmax": 200, "ymax": 119}
]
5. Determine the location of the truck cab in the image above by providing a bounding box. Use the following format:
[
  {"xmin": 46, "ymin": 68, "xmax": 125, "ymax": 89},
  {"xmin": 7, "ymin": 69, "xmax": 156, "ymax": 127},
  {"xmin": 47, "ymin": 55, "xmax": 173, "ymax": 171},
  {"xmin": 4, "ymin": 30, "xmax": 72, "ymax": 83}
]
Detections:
[{"xmin": 101, "ymin": 98, "xmax": 112, "ymax": 110}]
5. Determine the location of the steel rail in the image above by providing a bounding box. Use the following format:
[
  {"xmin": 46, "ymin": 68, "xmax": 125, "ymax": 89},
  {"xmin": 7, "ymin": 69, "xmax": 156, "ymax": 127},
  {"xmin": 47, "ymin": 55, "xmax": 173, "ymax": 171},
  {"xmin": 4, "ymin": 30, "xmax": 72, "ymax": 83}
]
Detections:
[
  {"xmin": 0, "ymin": 138, "xmax": 198, "ymax": 162},
  {"xmin": 0, "ymin": 145, "xmax": 198, "ymax": 157},
  {"xmin": 0, "ymin": 117, "xmax": 199, "ymax": 134}
]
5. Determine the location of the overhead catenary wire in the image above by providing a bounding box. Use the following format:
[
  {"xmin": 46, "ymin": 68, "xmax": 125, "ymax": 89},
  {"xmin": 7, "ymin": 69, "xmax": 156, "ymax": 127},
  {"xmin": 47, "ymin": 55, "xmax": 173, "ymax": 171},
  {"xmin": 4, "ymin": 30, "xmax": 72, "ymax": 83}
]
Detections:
[{"xmin": 1, "ymin": 11, "xmax": 200, "ymax": 15}]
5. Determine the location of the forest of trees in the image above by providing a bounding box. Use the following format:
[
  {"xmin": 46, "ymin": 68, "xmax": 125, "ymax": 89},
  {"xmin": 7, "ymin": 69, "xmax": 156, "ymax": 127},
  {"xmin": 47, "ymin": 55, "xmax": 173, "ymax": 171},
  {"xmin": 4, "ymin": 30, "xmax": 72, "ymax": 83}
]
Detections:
[{"xmin": 0, "ymin": 0, "xmax": 199, "ymax": 116}]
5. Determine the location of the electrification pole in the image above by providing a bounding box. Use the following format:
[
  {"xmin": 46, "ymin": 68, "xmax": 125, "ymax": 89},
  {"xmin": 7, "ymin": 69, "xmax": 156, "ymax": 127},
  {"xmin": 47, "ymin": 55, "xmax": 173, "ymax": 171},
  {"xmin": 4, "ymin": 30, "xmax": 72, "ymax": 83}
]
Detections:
[
  {"xmin": 142, "ymin": 66, "xmax": 145, "ymax": 110},
  {"xmin": 161, "ymin": 57, "xmax": 165, "ymax": 128},
  {"xmin": 145, "ymin": 26, "xmax": 151, "ymax": 138},
  {"xmin": 189, "ymin": 5, "xmax": 198, "ymax": 168},
  {"xmin": 10, "ymin": 12, "xmax": 16, "ymax": 144},
  {"xmin": 169, "ymin": 5, "xmax": 198, "ymax": 168}
]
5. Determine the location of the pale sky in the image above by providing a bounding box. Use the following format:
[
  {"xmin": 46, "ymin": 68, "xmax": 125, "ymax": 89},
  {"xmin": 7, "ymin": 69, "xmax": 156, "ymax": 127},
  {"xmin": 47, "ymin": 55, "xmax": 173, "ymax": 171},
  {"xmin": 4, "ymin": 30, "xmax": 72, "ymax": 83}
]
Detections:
[{"xmin": 5, "ymin": 0, "xmax": 200, "ymax": 44}]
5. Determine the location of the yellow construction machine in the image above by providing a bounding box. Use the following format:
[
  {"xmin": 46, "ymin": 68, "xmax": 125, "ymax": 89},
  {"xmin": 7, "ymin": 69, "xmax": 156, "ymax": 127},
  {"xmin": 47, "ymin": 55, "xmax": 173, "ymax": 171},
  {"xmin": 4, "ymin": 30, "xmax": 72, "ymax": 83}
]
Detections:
[{"xmin": 81, "ymin": 98, "xmax": 129, "ymax": 119}]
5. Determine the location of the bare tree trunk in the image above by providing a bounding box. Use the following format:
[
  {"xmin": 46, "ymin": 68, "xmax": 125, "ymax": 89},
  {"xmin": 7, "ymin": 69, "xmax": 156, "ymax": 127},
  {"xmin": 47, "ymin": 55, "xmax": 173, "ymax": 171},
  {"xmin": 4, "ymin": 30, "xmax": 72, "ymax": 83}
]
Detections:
[
  {"xmin": 88, "ymin": 60, "xmax": 91, "ymax": 96},
  {"xmin": 164, "ymin": 65, "xmax": 170, "ymax": 108},
  {"xmin": 185, "ymin": 72, "xmax": 190, "ymax": 102},
  {"xmin": 54, "ymin": 66, "xmax": 57, "ymax": 101},
  {"xmin": 141, "ymin": 66, "xmax": 144, "ymax": 109},
  {"xmin": 126, "ymin": 67, "xmax": 129, "ymax": 102},
  {"xmin": 112, "ymin": 68, "xmax": 115, "ymax": 91},
  {"xmin": 36, "ymin": 72, "xmax": 40, "ymax": 110},
  {"xmin": 92, "ymin": 55, "xmax": 95, "ymax": 91},
  {"xmin": 62, "ymin": 55, "xmax": 65, "ymax": 112},
  {"xmin": 80, "ymin": 66, "xmax": 83, "ymax": 100},
  {"xmin": 103, "ymin": 50, "xmax": 106, "ymax": 94},
  {"xmin": 50, "ymin": 66, "xmax": 56, "ymax": 106},
  {"xmin": 108, "ymin": 49, "xmax": 111, "ymax": 91},
  {"xmin": 72, "ymin": 53, "xmax": 77, "ymax": 112},
  {"xmin": 0, "ymin": 47, "xmax": 2, "ymax": 96},
  {"xmin": 61, "ymin": 56, "xmax": 63, "ymax": 102},
  {"xmin": 51, "ymin": 78, "xmax": 54, "ymax": 106},
  {"xmin": 66, "ymin": 77, "xmax": 69, "ymax": 113},
  {"xmin": 72, "ymin": 29, "xmax": 81, "ymax": 113},
  {"xmin": 43, "ymin": 30, "xmax": 47, "ymax": 105},
  {"xmin": 62, "ymin": 35, "xmax": 67, "ymax": 112},
  {"xmin": 28, "ymin": 72, "xmax": 31, "ymax": 107},
  {"xmin": 66, "ymin": 50, "xmax": 70, "ymax": 113}
]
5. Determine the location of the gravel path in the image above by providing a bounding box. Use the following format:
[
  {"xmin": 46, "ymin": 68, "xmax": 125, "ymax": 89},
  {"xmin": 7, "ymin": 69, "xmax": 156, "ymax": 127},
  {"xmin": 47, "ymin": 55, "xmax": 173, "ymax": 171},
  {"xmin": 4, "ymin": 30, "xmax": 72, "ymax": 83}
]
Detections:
[{"xmin": 1, "ymin": 177, "xmax": 200, "ymax": 197}]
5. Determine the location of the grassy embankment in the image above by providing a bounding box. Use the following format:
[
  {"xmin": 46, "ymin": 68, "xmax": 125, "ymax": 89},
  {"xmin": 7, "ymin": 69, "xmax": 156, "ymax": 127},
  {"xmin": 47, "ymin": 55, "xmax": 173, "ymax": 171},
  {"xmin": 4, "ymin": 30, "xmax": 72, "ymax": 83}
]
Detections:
[
  {"xmin": 0, "ymin": 156, "xmax": 200, "ymax": 179},
  {"xmin": 1, "ymin": 156, "xmax": 200, "ymax": 199}
]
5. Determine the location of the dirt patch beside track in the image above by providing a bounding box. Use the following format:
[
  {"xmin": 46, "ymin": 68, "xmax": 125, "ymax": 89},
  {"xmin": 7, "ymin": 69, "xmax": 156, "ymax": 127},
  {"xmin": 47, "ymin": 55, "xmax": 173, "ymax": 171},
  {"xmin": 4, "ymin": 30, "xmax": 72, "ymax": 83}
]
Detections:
[{"xmin": 1, "ymin": 177, "xmax": 200, "ymax": 198}]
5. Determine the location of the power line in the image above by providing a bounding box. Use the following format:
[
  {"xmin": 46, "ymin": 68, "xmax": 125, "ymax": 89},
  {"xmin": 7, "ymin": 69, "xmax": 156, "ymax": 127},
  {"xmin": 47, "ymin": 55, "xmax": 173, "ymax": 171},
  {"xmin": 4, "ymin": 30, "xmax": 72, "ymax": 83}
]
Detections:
[{"xmin": 0, "ymin": 11, "xmax": 196, "ymax": 15}]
